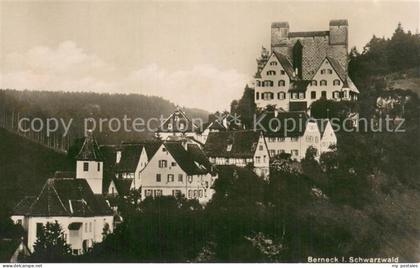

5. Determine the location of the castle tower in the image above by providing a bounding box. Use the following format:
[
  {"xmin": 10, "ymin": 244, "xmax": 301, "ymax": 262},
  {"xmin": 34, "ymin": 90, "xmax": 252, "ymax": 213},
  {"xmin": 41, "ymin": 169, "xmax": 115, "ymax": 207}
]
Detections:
[
  {"xmin": 329, "ymin": 19, "xmax": 349, "ymax": 71},
  {"xmin": 271, "ymin": 22, "xmax": 289, "ymax": 51},
  {"xmin": 75, "ymin": 130, "xmax": 104, "ymax": 194}
]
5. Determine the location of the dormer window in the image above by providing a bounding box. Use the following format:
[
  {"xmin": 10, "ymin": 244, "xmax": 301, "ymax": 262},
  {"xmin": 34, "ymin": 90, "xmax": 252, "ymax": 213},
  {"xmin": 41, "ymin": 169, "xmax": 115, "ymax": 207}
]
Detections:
[
  {"xmin": 278, "ymin": 80, "xmax": 285, "ymax": 87},
  {"xmin": 333, "ymin": 79, "xmax": 341, "ymax": 86},
  {"xmin": 267, "ymin": 70, "xmax": 276, "ymax": 76},
  {"xmin": 320, "ymin": 69, "xmax": 326, "ymax": 75},
  {"xmin": 270, "ymin": 61, "xmax": 277, "ymax": 66}
]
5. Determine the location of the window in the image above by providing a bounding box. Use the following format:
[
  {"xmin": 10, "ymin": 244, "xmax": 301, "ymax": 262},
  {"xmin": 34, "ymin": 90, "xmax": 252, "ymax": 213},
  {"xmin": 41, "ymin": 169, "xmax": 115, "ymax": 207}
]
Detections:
[
  {"xmin": 270, "ymin": 61, "xmax": 277, "ymax": 66},
  {"xmin": 320, "ymin": 69, "xmax": 326, "ymax": 75},
  {"xmin": 291, "ymin": 137, "xmax": 299, "ymax": 142},
  {"xmin": 145, "ymin": 189, "xmax": 153, "ymax": 197},
  {"xmin": 333, "ymin": 79, "xmax": 341, "ymax": 86},
  {"xmin": 199, "ymin": 190, "xmax": 203, "ymax": 198},
  {"xmin": 278, "ymin": 92, "xmax": 286, "ymax": 99},
  {"xmin": 172, "ymin": 190, "xmax": 181, "ymax": 197},
  {"xmin": 97, "ymin": 162, "xmax": 100, "ymax": 171},
  {"xmin": 154, "ymin": 190, "xmax": 162, "ymax": 197},
  {"xmin": 188, "ymin": 190, "xmax": 192, "ymax": 198},
  {"xmin": 333, "ymin": 91, "xmax": 341, "ymax": 99},
  {"xmin": 162, "ymin": 147, "xmax": 167, "ymax": 152},
  {"xmin": 167, "ymin": 174, "xmax": 174, "ymax": 182},
  {"xmin": 17, "ymin": 219, "xmax": 22, "ymax": 225},
  {"xmin": 277, "ymin": 149, "xmax": 285, "ymax": 155},
  {"xmin": 89, "ymin": 222, "xmax": 92, "ymax": 232},
  {"xmin": 255, "ymin": 156, "xmax": 261, "ymax": 163},
  {"xmin": 269, "ymin": 150, "xmax": 276, "ymax": 156},
  {"xmin": 321, "ymin": 91, "xmax": 327, "ymax": 98},
  {"xmin": 156, "ymin": 174, "xmax": 161, "ymax": 182},
  {"xmin": 299, "ymin": 93, "xmax": 305, "ymax": 99},
  {"xmin": 85, "ymin": 223, "xmax": 88, "ymax": 232},
  {"xmin": 278, "ymin": 80, "xmax": 285, "ymax": 87},
  {"xmin": 171, "ymin": 162, "xmax": 177, "ymax": 167},
  {"xmin": 328, "ymin": 69, "xmax": 333, "ymax": 74},
  {"xmin": 178, "ymin": 174, "xmax": 183, "ymax": 182},
  {"xmin": 167, "ymin": 123, "xmax": 172, "ymax": 130},
  {"xmin": 262, "ymin": 92, "xmax": 273, "ymax": 100},
  {"xmin": 263, "ymin": 80, "xmax": 273, "ymax": 87},
  {"xmin": 291, "ymin": 150, "xmax": 299, "ymax": 156},
  {"xmin": 311, "ymin": 80, "xmax": 317, "ymax": 86},
  {"xmin": 259, "ymin": 145, "xmax": 264, "ymax": 151},
  {"xmin": 83, "ymin": 162, "xmax": 89, "ymax": 172},
  {"xmin": 320, "ymin": 80, "xmax": 327, "ymax": 86},
  {"xmin": 267, "ymin": 70, "xmax": 276, "ymax": 75},
  {"xmin": 311, "ymin": 91, "xmax": 316, "ymax": 99},
  {"xmin": 36, "ymin": 223, "xmax": 43, "ymax": 237},
  {"xmin": 280, "ymin": 70, "xmax": 285, "ymax": 75},
  {"xmin": 256, "ymin": 80, "xmax": 261, "ymax": 87},
  {"xmin": 292, "ymin": 93, "xmax": 298, "ymax": 99},
  {"xmin": 256, "ymin": 92, "xmax": 259, "ymax": 100},
  {"xmin": 158, "ymin": 160, "xmax": 167, "ymax": 168}
]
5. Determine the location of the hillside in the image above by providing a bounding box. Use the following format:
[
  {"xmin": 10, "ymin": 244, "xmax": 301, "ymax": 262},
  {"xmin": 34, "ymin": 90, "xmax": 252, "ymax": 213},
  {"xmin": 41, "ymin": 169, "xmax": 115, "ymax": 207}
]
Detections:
[
  {"xmin": 0, "ymin": 128, "xmax": 72, "ymax": 211},
  {"xmin": 0, "ymin": 90, "xmax": 209, "ymax": 145}
]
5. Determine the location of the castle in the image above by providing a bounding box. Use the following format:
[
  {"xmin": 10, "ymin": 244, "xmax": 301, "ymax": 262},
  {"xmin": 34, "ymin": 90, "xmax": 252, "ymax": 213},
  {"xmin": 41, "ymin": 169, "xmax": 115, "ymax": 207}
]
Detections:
[{"xmin": 254, "ymin": 19, "xmax": 359, "ymax": 111}]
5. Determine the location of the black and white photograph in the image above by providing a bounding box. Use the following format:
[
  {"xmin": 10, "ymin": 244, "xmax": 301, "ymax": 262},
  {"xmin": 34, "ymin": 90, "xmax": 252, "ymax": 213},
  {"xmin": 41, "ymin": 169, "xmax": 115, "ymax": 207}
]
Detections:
[{"xmin": 0, "ymin": 0, "xmax": 419, "ymax": 266}]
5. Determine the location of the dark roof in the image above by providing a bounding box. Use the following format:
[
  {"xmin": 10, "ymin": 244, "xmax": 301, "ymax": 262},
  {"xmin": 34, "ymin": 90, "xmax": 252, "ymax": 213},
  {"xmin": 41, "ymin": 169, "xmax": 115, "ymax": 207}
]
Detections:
[
  {"xmin": 54, "ymin": 171, "xmax": 75, "ymax": 178},
  {"xmin": 203, "ymin": 131, "xmax": 261, "ymax": 158},
  {"xmin": 289, "ymin": 80, "xmax": 311, "ymax": 92},
  {"xmin": 289, "ymin": 101, "xmax": 308, "ymax": 112},
  {"xmin": 115, "ymin": 145, "xmax": 143, "ymax": 173},
  {"xmin": 288, "ymin": 31, "xmax": 329, "ymax": 38},
  {"xmin": 157, "ymin": 108, "xmax": 198, "ymax": 133},
  {"xmin": 215, "ymin": 165, "xmax": 260, "ymax": 181},
  {"xmin": 76, "ymin": 131, "xmax": 103, "ymax": 161},
  {"xmin": 99, "ymin": 145, "xmax": 118, "ymax": 193},
  {"xmin": 113, "ymin": 178, "xmax": 133, "ymax": 196},
  {"xmin": 315, "ymin": 119, "xmax": 330, "ymax": 137},
  {"xmin": 164, "ymin": 142, "xmax": 211, "ymax": 175},
  {"xmin": 255, "ymin": 111, "xmax": 308, "ymax": 137},
  {"xmin": 273, "ymin": 52, "xmax": 295, "ymax": 78},
  {"xmin": 329, "ymin": 19, "xmax": 348, "ymax": 26},
  {"xmin": 13, "ymin": 178, "xmax": 113, "ymax": 217},
  {"xmin": 12, "ymin": 196, "xmax": 36, "ymax": 216}
]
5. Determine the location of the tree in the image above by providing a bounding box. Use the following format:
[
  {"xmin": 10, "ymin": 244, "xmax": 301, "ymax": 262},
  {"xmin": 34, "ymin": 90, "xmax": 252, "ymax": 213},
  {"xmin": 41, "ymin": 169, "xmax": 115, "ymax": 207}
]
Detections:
[
  {"xmin": 230, "ymin": 85, "xmax": 256, "ymax": 128},
  {"xmin": 30, "ymin": 221, "xmax": 72, "ymax": 262}
]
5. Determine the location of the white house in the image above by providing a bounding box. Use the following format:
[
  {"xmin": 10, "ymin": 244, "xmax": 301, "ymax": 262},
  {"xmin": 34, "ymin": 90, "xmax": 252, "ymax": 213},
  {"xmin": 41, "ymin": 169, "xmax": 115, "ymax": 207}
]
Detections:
[
  {"xmin": 11, "ymin": 177, "xmax": 113, "ymax": 255},
  {"xmin": 203, "ymin": 130, "xmax": 270, "ymax": 179},
  {"xmin": 257, "ymin": 110, "xmax": 337, "ymax": 160},
  {"xmin": 139, "ymin": 140, "xmax": 216, "ymax": 204}
]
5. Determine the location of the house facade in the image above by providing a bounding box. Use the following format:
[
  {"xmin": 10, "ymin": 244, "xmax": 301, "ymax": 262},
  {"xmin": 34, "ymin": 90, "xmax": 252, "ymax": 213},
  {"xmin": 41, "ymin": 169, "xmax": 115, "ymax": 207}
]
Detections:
[
  {"xmin": 203, "ymin": 131, "xmax": 270, "ymax": 178},
  {"xmin": 11, "ymin": 178, "xmax": 113, "ymax": 255},
  {"xmin": 139, "ymin": 140, "xmax": 216, "ymax": 204},
  {"xmin": 254, "ymin": 20, "xmax": 359, "ymax": 111}
]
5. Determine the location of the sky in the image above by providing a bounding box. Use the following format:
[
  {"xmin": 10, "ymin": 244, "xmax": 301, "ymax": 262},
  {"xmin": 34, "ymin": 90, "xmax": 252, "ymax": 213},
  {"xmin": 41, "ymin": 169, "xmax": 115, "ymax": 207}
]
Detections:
[{"xmin": 0, "ymin": 1, "xmax": 419, "ymax": 112}]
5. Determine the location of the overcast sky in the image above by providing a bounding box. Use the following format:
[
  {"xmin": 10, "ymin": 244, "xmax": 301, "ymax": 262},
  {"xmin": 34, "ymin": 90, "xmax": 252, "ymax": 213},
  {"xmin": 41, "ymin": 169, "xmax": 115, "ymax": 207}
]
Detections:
[{"xmin": 0, "ymin": 1, "xmax": 419, "ymax": 112}]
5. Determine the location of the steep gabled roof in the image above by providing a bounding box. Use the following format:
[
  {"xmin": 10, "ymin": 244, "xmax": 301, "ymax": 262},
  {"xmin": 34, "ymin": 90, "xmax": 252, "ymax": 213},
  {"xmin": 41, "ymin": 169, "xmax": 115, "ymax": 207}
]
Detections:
[
  {"xmin": 203, "ymin": 130, "xmax": 261, "ymax": 158},
  {"xmin": 115, "ymin": 145, "xmax": 144, "ymax": 173},
  {"xmin": 12, "ymin": 196, "xmax": 36, "ymax": 216},
  {"xmin": 110, "ymin": 178, "xmax": 133, "ymax": 196},
  {"xmin": 273, "ymin": 52, "xmax": 295, "ymax": 79},
  {"xmin": 157, "ymin": 107, "xmax": 198, "ymax": 133},
  {"xmin": 255, "ymin": 111, "xmax": 308, "ymax": 138},
  {"xmin": 14, "ymin": 178, "xmax": 113, "ymax": 217},
  {"xmin": 326, "ymin": 56, "xmax": 347, "ymax": 83},
  {"xmin": 164, "ymin": 142, "xmax": 210, "ymax": 175},
  {"xmin": 76, "ymin": 131, "xmax": 103, "ymax": 161}
]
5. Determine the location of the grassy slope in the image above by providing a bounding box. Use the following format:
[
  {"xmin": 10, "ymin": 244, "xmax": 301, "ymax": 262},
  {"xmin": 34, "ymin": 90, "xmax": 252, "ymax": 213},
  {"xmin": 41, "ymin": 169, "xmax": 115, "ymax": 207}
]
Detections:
[{"xmin": 0, "ymin": 128, "xmax": 73, "ymax": 211}]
